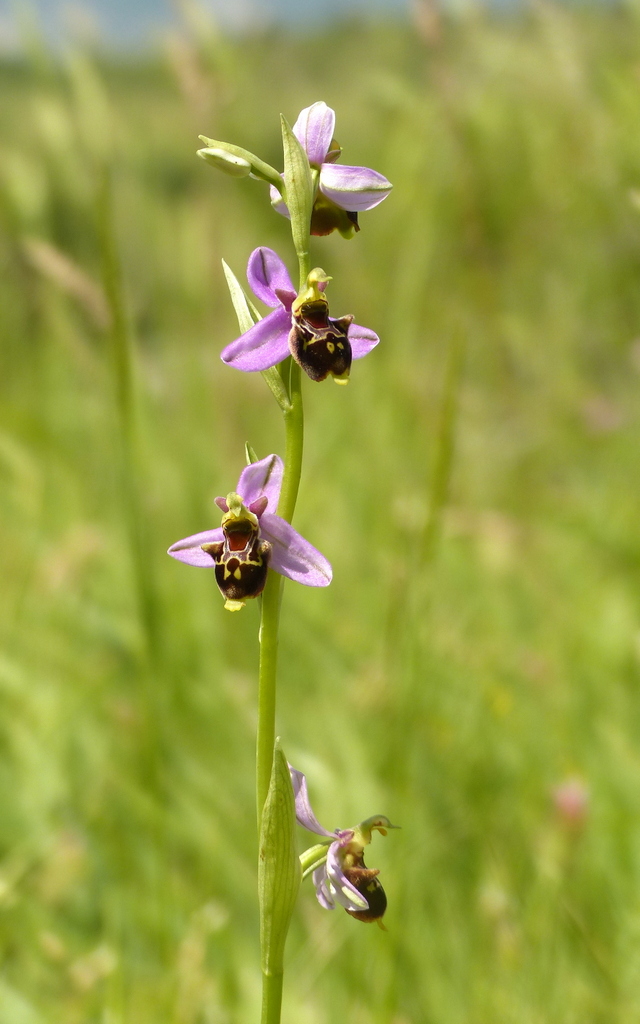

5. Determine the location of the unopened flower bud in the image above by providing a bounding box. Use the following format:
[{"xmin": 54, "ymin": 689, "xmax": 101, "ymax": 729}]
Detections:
[
  {"xmin": 197, "ymin": 148, "xmax": 252, "ymax": 177},
  {"xmin": 197, "ymin": 136, "xmax": 283, "ymax": 191}
]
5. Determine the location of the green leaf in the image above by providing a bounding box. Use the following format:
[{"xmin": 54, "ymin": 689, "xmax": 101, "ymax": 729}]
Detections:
[
  {"xmin": 258, "ymin": 741, "xmax": 301, "ymax": 977},
  {"xmin": 280, "ymin": 115, "xmax": 313, "ymax": 286}
]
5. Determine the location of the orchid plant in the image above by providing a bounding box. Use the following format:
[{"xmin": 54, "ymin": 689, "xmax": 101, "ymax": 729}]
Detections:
[{"xmin": 170, "ymin": 102, "xmax": 395, "ymax": 1024}]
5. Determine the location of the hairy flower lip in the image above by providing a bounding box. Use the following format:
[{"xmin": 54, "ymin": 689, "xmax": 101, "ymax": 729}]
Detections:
[
  {"xmin": 270, "ymin": 101, "xmax": 392, "ymax": 234},
  {"xmin": 220, "ymin": 247, "xmax": 378, "ymax": 376},
  {"xmin": 167, "ymin": 454, "xmax": 332, "ymax": 590}
]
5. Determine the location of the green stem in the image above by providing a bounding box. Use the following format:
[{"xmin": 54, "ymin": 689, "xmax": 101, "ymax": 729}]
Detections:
[
  {"xmin": 256, "ymin": 205, "xmax": 310, "ymax": 1024},
  {"xmin": 260, "ymin": 972, "xmax": 283, "ymax": 1024},
  {"xmin": 256, "ymin": 571, "xmax": 283, "ymax": 826},
  {"xmin": 297, "ymin": 251, "xmax": 311, "ymax": 292},
  {"xmin": 279, "ymin": 363, "xmax": 304, "ymax": 522},
  {"xmin": 256, "ymin": 358, "xmax": 305, "ymax": 825}
]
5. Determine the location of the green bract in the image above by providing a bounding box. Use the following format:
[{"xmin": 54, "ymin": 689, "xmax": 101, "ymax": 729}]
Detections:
[
  {"xmin": 258, "ymin": 742, "xmax": 302, "ymax": 977},
  {"xmin": 221, "ymin": 259, "xmax": 291, "ymax": 411},
  {"xmin": 280, "ymin": 116, "xmax": 314, "ymax": 288}
]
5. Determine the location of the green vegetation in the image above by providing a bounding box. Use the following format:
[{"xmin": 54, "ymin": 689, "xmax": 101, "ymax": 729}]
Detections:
[{"xmin": 2, "ymin": 5, "xmax": 640, "ymax": 1019}]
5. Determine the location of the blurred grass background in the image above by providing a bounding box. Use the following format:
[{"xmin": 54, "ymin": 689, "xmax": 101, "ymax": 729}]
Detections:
[{"xmin": 2, "ymin": 2, "xmax": 640, "ymax": 1020}]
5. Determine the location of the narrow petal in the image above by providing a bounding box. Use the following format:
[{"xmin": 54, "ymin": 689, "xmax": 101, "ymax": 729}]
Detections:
[
  {"xmin": 259, "ymin": 514, "xmax": 332, "ymax": 587},
  {"xmin": 293, "ymin": 102, "xmax": 335, "ymax": 166},
  {"xmin": 326, "ymin": 843, "xmax": 369, "ymax": 911},
  {"xmin": 247, "ymin": 247, "xmax": 296, "ymax": 309},
  {"xmin": 319, "ymin": 164, "xmax": 392, "ymax": 212},
  {"xmin": 249, "ymin": 496, "xmax": 268, "ymax": 517},
  {"xmin": 289, "ymin": 764, "xmax": 335, "ymax": 837},
  {"xmin": 313, "ymin": 865, "xmax": 335, "ymax": 910},
  {"xmin": 237, "ymin": 454, "xmax": 283, "ymax": 512},
  {"xmin": 270, "ymin": 183, "xmax": 290, "ymax": 219},
  {"xmin": 348, "ymin": 323, "xmax": 380, "ymax": 360},
  {"xmin": 221, "ymin": 307, "xmax": 291, "ymax": 372},
  {"xmin": 168, "ymin": 528, "xmax": 223, "ymax": 567}
]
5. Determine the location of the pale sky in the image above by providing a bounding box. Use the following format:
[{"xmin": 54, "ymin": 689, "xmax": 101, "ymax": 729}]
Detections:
[{"xmin": 0, "ymin": 0, "xmax": 409, "ymax": 48}]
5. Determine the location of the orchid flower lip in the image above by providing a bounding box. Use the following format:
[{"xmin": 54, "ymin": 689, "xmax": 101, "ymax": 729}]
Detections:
[
  {"xmin": 167, "ymin": 454, "xmax": 332, "ymax": 600},
  {"xmin": 220, "ymin": 247, "xmax": 380, "ymax": 378}
]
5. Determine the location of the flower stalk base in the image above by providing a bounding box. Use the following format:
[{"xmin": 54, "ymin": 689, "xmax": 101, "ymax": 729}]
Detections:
[{"xmin": 261, "ymin": 972, "xmax": 283, "ymax": 1024}]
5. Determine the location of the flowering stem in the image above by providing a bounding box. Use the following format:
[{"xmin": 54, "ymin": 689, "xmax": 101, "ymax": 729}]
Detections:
[
  {"xmin": 297, "ymin": 251, "xmax": 311, "ymax": 292},
  {"xmin": 256, "ymin": 571, "xmax": 283, "ymax": 825},
  {"xmin": 256, "ymin": 378, "xmax": 305, "ymax": 1024},
  {"xmin": 279, "ymin": 362, "xmax": 304, "ymax": 521},
  {"xmin": 256, "ymin": 352, "xmax": 305, "ymax": 827},
  {"xmin": 256, "ymin": 229, "xmax": 310, "ymax": 823},
  {"xmin": 256, "ymin": 240, "xmax": 309, "ymax": 1024},
  {"xmin": 261, "ymin": 972, "xmax": 283, "ymax": 1024},
  {"xmin": 254, "ymin": 115, "xmax": 313, "ymax": 1015}
]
